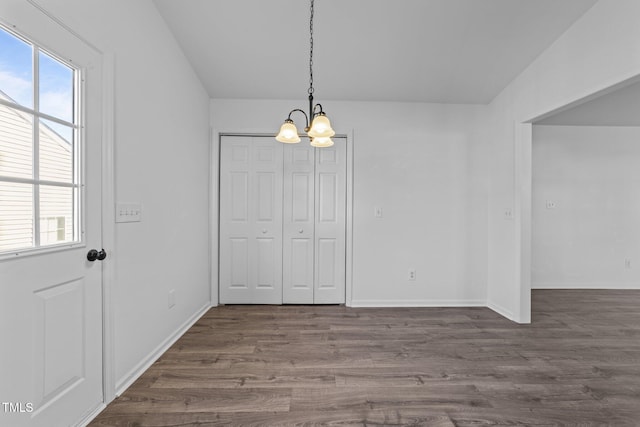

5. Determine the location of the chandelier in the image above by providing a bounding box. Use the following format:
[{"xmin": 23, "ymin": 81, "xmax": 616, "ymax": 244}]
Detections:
[{"xmin": 275, "ymin": 0, "xmax": 335, "ymax": 148}]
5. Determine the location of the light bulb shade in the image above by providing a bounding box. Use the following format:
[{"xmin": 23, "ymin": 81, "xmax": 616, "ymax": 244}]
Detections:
[
  {"xmin": 275, "ymin": 120, "xmax": 301, "ymax": 143},
  {"xmin": 307, "ymin": 114, "xmax": 335, "ymax": 138},
  {"xmin": 310, "ymin": 136, "xmax": 334, "ymax": 148}
]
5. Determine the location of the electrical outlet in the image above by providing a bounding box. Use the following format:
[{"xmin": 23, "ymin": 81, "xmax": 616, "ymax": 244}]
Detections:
[
  {"xmin": 408, "ymin": 269, "xmax": 416, "ymax": 281},
  {"xmin": 168, "ymin": 289, "xmax": 176, "ymax": 308},
  {"xmin": 504, "ymin": 208, "xmax": 514, "ymax": 220}
]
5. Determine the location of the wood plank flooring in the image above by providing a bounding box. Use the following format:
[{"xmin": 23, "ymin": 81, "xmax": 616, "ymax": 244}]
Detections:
[{"xmin": 89, "ymin": 290, "xmax": 640, "ymax": 426}]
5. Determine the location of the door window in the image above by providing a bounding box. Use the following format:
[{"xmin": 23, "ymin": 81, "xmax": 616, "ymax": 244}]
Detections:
[{"xmin": 0, "ymin": 24, "xmax": 80, "ymax": 254}]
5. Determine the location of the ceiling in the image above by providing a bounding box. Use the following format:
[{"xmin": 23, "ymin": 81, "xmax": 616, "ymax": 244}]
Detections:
[
  {"xmin": 535, "ymin": 80, "xmax": 640, "ymax": 126},
  {"xmin": 153, "ymin": 0, "xmax": 597, "ymax": 104}
]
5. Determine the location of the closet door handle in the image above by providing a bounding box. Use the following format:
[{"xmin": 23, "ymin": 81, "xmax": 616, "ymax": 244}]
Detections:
[
  {"xmin": 261, "ymin": 229, "xmax": 267, "ymax": 234},
  {"xmin": 298, "ymin": 229, "xmax": 304, "ymax": 234}
]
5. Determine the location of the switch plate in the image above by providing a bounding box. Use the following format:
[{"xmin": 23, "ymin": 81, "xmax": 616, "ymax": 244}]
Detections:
[
  {"xmin": 116, "ymin": 203, "xmax": 142, "ymax": 223},
  {"xmin": 374, "ymin": 207, "xmax": 383, "ymax": 218},
  {"xmin": 408, "ymin": 269, "xmax": 416, "ymax": 281},
  {"xmin": 546, "ymin": 200, "xmax": 556, "ymax": 209},
  {"xmin": 625, "ymin": 258, "xmax": 631, "ymax": 269}
]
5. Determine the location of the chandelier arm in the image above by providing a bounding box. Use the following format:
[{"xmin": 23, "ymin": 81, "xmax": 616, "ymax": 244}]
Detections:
[
  {"xmin": 312, "ymin": 103, "xmax": 325, "ymax": 117},
  {"xmin": 287, "ymin": 108, "xmax": 309, "ymax": 130}
]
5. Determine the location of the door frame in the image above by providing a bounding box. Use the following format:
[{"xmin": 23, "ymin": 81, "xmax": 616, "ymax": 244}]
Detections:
[
  {"xmin": 211, "ymin": 131, "xmax": 354, "ymax": 306},
  {"xmin": 81, "ymin": 49, "xmax": 116, "ymax": 423},
  {"xmin": 100, "ymin": 53, "xmax": 116, "ymax": 407}
]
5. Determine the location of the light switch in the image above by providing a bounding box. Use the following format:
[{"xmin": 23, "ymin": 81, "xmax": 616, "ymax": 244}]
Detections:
[
  {"xmin": 116, "ymin": 203, "xmax": 142, "ymax": 223},
  {"xmin": 374, "ymin": 207, "xmax": 383, "ymax": 218}
]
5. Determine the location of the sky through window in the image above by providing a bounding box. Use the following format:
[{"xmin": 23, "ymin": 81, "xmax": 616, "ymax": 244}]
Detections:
[{"xmin": 0, "ymin": 26, "xmax": 74, "ymax": 141}]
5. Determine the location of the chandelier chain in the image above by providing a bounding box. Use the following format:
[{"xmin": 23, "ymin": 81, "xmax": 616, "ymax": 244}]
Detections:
[
  {"xmin": 275, "ymin": 0, "xmax": 334, "ymax": 147},
  {"xmin": 308, "ymin": 0, "xmax": 314, "ymax": 95}
]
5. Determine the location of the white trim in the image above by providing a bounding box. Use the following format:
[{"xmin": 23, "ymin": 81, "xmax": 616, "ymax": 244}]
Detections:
[
  {"xmin": 0, "ymin": 175, "xmax": 79, "ymax": 187},
  {"xmin": 487, "ymin": 300, "xmax": 517, "ymax": 322},
  {"xmin": 210, "ymin": 127, "xmax": 221, "ymax": 306},
  {"xmin": 350, "ymin": 299, "xmax": 486, "ymax": 308},
  {"xmin": 514, "ymin": 122, "xmax": 532, "ymax": 324},
  {"xmin": 100, "ymin": 52, "xmax": 116, "ymax": 405},
  {"xmin": 533, "ymin": 282, "xmax": 640, "ymax": 290},
  {"xmin": 115, "ymin": 303, "xmax": 211, "ymax": 396},
  {"xmin": 76, "ymin": 402, "xmax": 106, "ymax": 427},
  {"xmin": 26, "ymin": 0, "xmax": 102, "ymax": 53},
  {"xmin": 208, "ymin": 126, "xmax": 214, "ymax": 306},
  {"xmin": 345, "ymin": 128, "xmax": 355, "ymax": 307},
  {"xmin": 525, "ymin": 72, "xmax": 640, "ymax": 125},
  {"xmin": 0, "ymin": 97, "xmax": 77, "ymax": 127},
  {"xmin": 0, "ymin": 241, "xmax": 87, "ymax": 261}
]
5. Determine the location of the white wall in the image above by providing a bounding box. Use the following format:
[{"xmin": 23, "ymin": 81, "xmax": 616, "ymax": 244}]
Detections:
[
  {"xmin": 36, "ymin": 0, "xmax": 211, "ymax": 392},
  {"xmin": 211, "ymin": 99, "xmax": 488, "ymax": 307},
  {"xmin": 485, "ymin": 0, "xmax": 640, "ymax": 322},
  {"xmin": 532, "ymin": 125, "xmax": 640, "ymax": 289}
]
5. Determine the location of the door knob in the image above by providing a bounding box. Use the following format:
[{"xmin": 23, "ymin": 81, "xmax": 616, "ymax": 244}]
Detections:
[{"xmin": 87, "ymin": 249, "xmax": 107, "ymax": 262}]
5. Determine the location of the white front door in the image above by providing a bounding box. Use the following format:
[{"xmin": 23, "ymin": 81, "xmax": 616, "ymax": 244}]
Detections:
[{"xmin": 0, "ymin": 3, "xmax": 104, "ymax": 426}]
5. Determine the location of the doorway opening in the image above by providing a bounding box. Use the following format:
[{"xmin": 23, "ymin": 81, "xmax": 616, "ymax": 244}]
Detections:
[{"xmin": 515, "ymin": 72, "xmax": 640, "ymax": 323}]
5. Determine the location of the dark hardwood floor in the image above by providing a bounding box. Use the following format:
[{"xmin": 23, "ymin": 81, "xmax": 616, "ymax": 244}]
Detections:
[{"xmin": 90, "ymin": 290, "xmax": 640, "ymax": 426}]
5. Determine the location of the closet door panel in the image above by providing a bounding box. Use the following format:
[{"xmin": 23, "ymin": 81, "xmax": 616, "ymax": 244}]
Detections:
[
  {"xmin": 220, "ymin": 136, "xmax": 283, "ymax": 304},
  {"xmin": 283, "ymin": 144, "xmax": 315, "ymax": 303},
  {"xmin": 220, "ymin": 137, "xmax": 252, "ymax": 303},
  {"xmin": 314, "ymin": 139, "xmax": 347, "ymax": 304},
  {"xmin": 250, "ymin": 138, "xmax": 283, "ymax": 303}
]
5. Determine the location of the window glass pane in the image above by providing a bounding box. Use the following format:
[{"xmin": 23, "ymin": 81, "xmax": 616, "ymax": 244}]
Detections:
[
  {"xmin": 39, "ymin": 51, "xmax": 73, "ymax": 122},
  {"xmin": 0, "ymin": 181, "xmax": 34, "ymax": 251},
  {"xmin": 39, "ymin": 119, "xmax": 72, "ymax": 183},
  {"xmin": 39, "ymin": 185, "xmax": 73, "ymax": 246},
  {"xmin": 0, "ymin": 106, "xmax": 33, "ymax": 179},
  {"xmin": 0, "ymin": 27, "xmax": 33, "ymax": 108}
]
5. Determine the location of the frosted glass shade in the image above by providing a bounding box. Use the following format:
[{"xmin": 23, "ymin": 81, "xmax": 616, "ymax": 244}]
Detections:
[
  {"xmin": 275, "ymin": 120, "xmax": 301, "ymax": 143},
  {"xmin": 307, "ymin": 114, "xmax": 335, "ymax": 138},
  {"xmin": 310, "ymin": 136, "xmax": 334, "ymax": 147}
]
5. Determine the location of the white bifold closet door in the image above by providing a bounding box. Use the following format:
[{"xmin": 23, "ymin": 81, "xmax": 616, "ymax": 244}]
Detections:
[
  {"xmin": 220, "ymin": 135, "xmax": 346, "ymax": 304},
  {"xmin": 219, "ymin": 136, "xmax": 284, "ymax": 304}
]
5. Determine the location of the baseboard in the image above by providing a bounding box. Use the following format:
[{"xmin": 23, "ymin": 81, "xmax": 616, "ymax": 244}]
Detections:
[
  {"xmin": 533, "ymin": 282, "xmax": 640, "ymax": 289},
  {"xmin": 77, "ymin": 402, "xmax": 106, "ymax": 427},
  {"xmin": 349, "ymin": 299, "xmax": 486, "ymax": 308},
  {"xmin": 487, "ymin": 300, "xmax": 517, "ymax": 322},
  {"xmin": 115, "ymin": 302, "xmax": 211, "ymax": 396}
]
